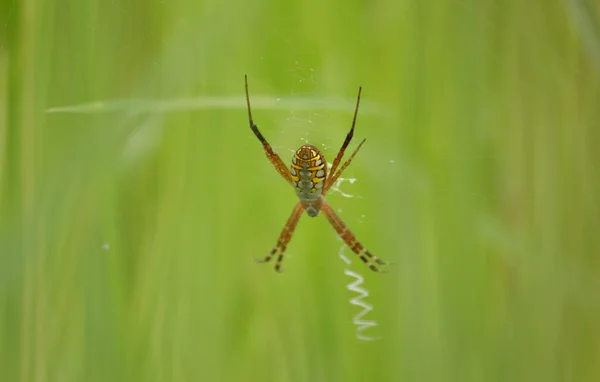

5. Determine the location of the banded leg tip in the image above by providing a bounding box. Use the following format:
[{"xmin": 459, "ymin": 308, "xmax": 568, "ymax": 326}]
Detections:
[
  {"xmin": 369, "ymin": 265, "xmax": 391, "ymax": 273},
  {"xmin": 275, "ymin": 266, "xmax": 284, "ymax": 273},
  {"xmin": 254, "ymin": 257, "xmax": 269, "ymax": 263}
]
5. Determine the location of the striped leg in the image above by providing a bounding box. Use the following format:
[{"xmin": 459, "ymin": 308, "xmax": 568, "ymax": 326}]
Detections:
[
  {"xmin": 327, "ymin": 86, "xmax": 362, "ymax": 183},
  {"xmin": 245, "ymin": 75, "xmax": 293, "ymax": 185},
  {"xmin": 256, "ymin": 202, "xmax": 304, "ymax": 272},
  {"xmin": 324, "ymin": 138, "xmax": 366, "ymax": 194},
  {"xmin": 321, "ymin": 199, "xmax": 388, "ymax": 272}
]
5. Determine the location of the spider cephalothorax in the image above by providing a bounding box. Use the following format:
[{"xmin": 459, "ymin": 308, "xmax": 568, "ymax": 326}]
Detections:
[{"xmin": 245, "ymin": 75, "xmax": 389, "ymax": 272}]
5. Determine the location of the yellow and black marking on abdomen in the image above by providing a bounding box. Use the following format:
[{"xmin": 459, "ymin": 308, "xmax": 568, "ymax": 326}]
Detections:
[{"xmin": 290, "ymin": 144, "xmax": 327, "ymax": 210}]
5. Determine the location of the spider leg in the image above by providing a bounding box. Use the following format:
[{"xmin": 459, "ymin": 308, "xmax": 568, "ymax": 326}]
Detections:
[
  {"xmin": 323, "ymin": 138, "xmax": 366, "ymax": 194},
  {"xmin": 327, "ymin": 86, "xmax": 362, "ymax": 183},
  {"xmin": 245, "ymin": 75, "xmax": 293, "ymax": 185},
  {"xmin": 256, "ymin": 202, "xmax": 304, "ymax": 272},
  {"xmin": 321, "ymin": 199, "xmax": 388, "ymax": 272}
]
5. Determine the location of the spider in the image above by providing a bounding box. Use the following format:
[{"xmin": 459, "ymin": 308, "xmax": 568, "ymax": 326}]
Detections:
[{"xmin": 245, "ymin": 75, "xmax": 389, "ymax": 273}]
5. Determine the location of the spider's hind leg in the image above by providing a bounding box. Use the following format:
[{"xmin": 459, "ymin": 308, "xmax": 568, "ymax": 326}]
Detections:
[
  {"xmin": 321, "ymin": 199, "xmax": 389, "ymax": 272},
  {"xmin": 255, "ymin": 202, "xmax": 304, "ymax": 272},
  {"xmin": 255, "ymin": 247, "xmax": 284, "ymax": 273}
]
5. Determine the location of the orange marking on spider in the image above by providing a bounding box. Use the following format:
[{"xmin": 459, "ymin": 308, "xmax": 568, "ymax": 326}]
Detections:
[{"xmin": 245, "ymin": 75, "xmax": 390, "ymax": 272}]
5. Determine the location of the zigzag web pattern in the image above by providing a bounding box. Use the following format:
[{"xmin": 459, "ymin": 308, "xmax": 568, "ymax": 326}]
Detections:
[{"xmin": 338, "ymin": 244, "xmax": 381, "ymax": 341}]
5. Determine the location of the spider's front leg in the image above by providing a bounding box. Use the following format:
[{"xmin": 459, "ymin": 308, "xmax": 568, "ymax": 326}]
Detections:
[
  {"xmin": 245, "ymin": 75, "xmax": 293, "ymax": 186},
  {"xmin": 324, "ymin": 86, "xmax": 362, "ymax": 191},
  {"xmin": 256, "ymin": 202, "xmax": 304, "ymax": 272},
  {"xmin": 323, "ymin": 138, "xmax": 366, "ymax": 195}
]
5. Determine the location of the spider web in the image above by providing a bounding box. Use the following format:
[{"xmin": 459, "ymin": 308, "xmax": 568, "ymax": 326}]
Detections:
[
  {"xmin": 285, "ymin": 63, "xmax": 382, "ymax": 341},
  {"xmin": 45, "ymin": 59, "xmax": 389, "ymax": 342},
  {"xmin": 338, "ymin": 244, "xmax": 381, "ymax": 341}
]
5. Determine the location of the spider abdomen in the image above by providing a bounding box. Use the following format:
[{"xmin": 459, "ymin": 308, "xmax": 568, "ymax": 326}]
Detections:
[{"xmin": 291, "ymin": 144, "xmax": 327, "ymax": 216}]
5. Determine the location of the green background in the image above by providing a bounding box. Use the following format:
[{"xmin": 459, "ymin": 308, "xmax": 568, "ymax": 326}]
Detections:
[{"xmin": 2, "ymin": 0, "xmax": 600, "ymax": 381}]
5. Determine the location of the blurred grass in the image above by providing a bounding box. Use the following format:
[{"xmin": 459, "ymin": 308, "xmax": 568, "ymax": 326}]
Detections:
[{"xmin": 2, "ymin": 0, "xmax": 600, "ymax": 381}]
